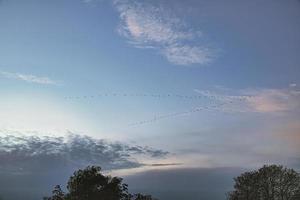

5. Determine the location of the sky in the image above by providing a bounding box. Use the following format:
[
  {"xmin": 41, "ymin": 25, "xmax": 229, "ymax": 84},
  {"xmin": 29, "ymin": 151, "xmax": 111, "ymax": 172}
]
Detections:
[{"xmin": 0, "ymin": 0, "xmax": 300, "ymax": 199}]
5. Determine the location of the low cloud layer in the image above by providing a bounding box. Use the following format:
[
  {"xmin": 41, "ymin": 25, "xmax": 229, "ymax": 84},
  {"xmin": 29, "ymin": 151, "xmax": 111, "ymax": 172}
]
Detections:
[
  {"xmin": 114, "ymin": 0, "xmax": 214, "ymax": 65},
  {"xmin": 124, "ymin": 167, "xmax": 242, "ymax": 200},
  {"xmin": 0, "ymin": 132, "xmax": 169, "ymax": 200},
  {"xmin": 0, "ymin": 133, "xmax": 168, "ymax": 174}
]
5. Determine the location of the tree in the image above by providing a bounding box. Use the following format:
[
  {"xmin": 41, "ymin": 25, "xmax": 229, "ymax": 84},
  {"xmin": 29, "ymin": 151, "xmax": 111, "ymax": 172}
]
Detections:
[
  {"xmin": 228, "ymin": 165, "xmax": 300, "ymax": 200},
  {"xmin": 66, "ymin": 166, "xmax": 129, "ymax": 200},
  {"xmin": 131, "ymin": 193, "xmax": 157, "ymax": 200},
  {"xmin": 44, "ymin": 166, "xmax": 156, "ymax": 200},
  {"xmin": 44, "ymin": 185, "xmax": 65, "ymax": 200}
]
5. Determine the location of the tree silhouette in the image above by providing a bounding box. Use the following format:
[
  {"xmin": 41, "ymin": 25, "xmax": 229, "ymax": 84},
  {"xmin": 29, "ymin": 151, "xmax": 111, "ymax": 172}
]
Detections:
[
  {"xmin": 228, "ymin": 165, "xmax": 300, "ymax": 200},
  {"xmin": 44, "ymin": 166, "xmax": 156, "ymax": 200},
  {"xmin": 131, "ymin": 193, "xmax": 157, "ymax": 200},
  {"xmin": 65, "ymin": 166, "xmax": 129, "ymax": 200},
  {"xmin": 44, "ymin": 185, "xmax": 65, "ymax": 200}
]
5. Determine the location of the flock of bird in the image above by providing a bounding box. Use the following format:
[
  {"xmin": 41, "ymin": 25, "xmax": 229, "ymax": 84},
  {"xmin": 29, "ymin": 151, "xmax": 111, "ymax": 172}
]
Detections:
[
  {"xmin": 128, "ymin": 102, "xmax": 229, "ymax": 126},
  {"xmin": 65, "ymin": 92, "xmax": 251, "ymax": 101},
  {"xmin": 65, "ymin": 92, "xmax": 252, "ymax": 126},
  {"xmin": 65, "ymin": 93, "xmax": 215, "ymax": 100}
]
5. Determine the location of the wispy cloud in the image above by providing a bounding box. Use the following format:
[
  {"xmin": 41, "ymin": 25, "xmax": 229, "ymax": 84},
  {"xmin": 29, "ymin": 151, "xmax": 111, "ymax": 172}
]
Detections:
[
  {"xmin": 114, "ymin": 0, "xmax": 215, "ymax": 65},
  {"xmin": 244, "ymin": 89, "xmax": 298, "ymax": 112},
  {"xmin": 146, "ymin": 163, "xmax": 182, "ymax": 167},
  {"xmin": 0, "ymin": 71, "xmax": 60, "ymax": 85},
  {"xmin": 127, "ymin": 86, "xmax": 300, "ymax": 126},
  {"xmin": 194, "ymin": 86, "xmax": 300, "ymax": 113}
]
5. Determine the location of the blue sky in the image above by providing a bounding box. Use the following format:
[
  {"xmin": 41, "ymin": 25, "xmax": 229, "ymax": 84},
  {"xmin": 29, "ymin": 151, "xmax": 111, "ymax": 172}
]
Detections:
[{"xmin": 0, "ymin": 0, "xmax": 300, "ymax": 199}]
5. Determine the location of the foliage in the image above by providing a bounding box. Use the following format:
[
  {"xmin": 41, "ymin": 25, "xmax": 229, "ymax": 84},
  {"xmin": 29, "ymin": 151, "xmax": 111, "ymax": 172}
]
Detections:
[
  {"xmin": 44, "ymin": 166, "xmax": 156, "ymax": 200},
  {"xmin": 131, "ymin": 193, "xmax": 157, "ymax": 200},
  {"xmin": 228, "ymin": 165, "xmax": 300, "ymax": 200},
  {"xmin": 44, "ymin": 185, "xmax": 65, "ymax": 200}
]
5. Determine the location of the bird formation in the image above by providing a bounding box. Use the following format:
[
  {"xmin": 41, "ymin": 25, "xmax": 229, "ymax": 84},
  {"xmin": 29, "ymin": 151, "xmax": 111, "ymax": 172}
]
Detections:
[
  {"xmin": 128, "ymin": 102, "xmax": 238, "ymax": 126},
  {"xmin": 65, "ymin": 92, "xmax": 252, "ymax": 101},
  {"xmin": 65, "ymin": 92, "xmax": 253, "ymax": 127}
]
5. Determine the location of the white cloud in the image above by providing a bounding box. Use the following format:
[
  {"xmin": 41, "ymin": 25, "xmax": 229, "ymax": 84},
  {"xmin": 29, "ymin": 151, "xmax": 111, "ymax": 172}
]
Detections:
[
  {"xmin": 115, "ymin": 0, "xmax": 214, "ymax": 66},
  {"xmin": 163, "ymin": 45, "xmax": 213, "ymax": 65},
  {"xmin": 0, "ymin": 71, "xmax": 59, "ymax": 85}
]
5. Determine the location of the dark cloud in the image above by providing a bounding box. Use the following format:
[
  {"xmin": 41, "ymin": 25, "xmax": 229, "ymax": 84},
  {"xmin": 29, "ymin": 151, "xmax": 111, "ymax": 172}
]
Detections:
[
  {"xmin": 124, "ymin": 167, "xmax": 244, "ymax": 200},
  {"xmin": 0, "ymin": 133, "xmax": 168, "ymax": 200},
  {"xmin": 145, "ymin": 163, "xmax": 182, "ymax": 167},
  {"xmin": 126, "ymin": 145, "xmax": 168, "ymax": 158},
  {"xmin": 0, "ymin": 133, "xmax": 168, "ymax": 173}
]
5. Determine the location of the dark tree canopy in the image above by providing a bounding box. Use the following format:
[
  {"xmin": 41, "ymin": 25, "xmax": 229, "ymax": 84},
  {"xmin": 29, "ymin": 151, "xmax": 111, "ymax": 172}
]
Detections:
[
  {"xmin": 228, "ymin": 165, "xmax": 300, "ymax": 200},
  {"xmin": 66, "ymin": 166, "xmax": 128, "ymax": 200},
  {"xmin": 44, "ymin": 185, "xmax": 65, "ymax": 200},
  {"xmin": 44, "ymin": 166, "xmax": 156, "ymax": 200},
  {"xmin": 131, "ymin": 193, "xmax": 157, "ymax": 200}
]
